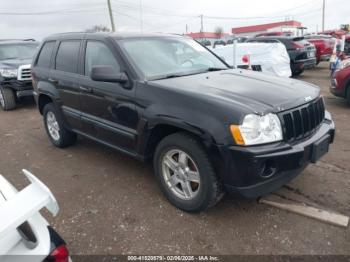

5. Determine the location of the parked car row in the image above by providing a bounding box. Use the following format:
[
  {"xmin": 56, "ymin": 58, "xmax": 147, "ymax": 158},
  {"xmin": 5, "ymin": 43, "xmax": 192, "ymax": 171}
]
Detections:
[{"xmin": 246, "ymin": 36, "xmax": 317, "ymax": 76}]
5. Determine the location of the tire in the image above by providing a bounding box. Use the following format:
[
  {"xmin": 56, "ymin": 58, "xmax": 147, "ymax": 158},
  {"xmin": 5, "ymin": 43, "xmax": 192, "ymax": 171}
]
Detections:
[
  {"xmin": 43, "ymin": 103, "xmax": 77, "ymax": 148},
  {"xmin": 346, "ymin": 86, "xmax": 350, "ymax": 106},
  {"xmin": 292, "ymin": 69, "xmax": 304, "ymax": 77},
  {"xmin": 153, "ymin": 132, "xmax": 224, "ymax": 212},
  {"xmin": 0, "ymin": 86, "xmax": 16, "ymax": 111}
]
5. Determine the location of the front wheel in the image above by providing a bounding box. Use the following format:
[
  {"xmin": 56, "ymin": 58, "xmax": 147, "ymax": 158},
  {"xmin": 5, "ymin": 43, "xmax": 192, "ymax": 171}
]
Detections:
[
  {"xmin": 43, "ymin": 103, "xmax": 77, "ymax": 148},
  {"xmin": 0, "ymin": 86, "xmax": 16, "ymax": 111},
  {"xmin": 153, "ymin": 132, "xmax": 224, "ymax": 212},
  {"xmin": 346, "ymin": 86, "xmax": 350, "ymax": 106}
]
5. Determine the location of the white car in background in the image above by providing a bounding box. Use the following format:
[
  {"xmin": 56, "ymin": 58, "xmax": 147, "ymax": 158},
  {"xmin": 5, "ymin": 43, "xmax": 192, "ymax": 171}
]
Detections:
[
  {"xmin": 210, "ymin": 42, "xmax": 292, "ymax": 77},
  {"xmin": 0, "ymin": 170, "xmax": 70, "ymax": 262}
]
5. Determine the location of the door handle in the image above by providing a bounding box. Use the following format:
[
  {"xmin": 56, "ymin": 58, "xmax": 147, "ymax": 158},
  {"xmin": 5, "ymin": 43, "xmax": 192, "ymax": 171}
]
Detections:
[
  {"xmin": 79, "ymin": 86, "xmax": 93, "ymax": 93},
  {"xmin": 48, "ymin": 78, "xmax": 58, "ymax": 84}
]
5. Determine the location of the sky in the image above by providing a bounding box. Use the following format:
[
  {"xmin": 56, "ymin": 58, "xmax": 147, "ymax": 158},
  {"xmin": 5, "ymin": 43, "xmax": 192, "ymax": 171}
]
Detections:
[{"xmin": 0, "ymin": 0, "xmax": 348, "ymax": 40}]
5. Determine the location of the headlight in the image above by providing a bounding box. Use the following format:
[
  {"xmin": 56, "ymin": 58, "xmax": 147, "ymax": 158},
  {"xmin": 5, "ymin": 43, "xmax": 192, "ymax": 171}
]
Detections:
[
  {"xmin": 0, "ymin": 68, "xmax": 18, "ymax": 78},
  {"xmin": 336, "ymin": 58, "xmax": 350, "ymax": 71},
  {"xmin": 230, "ymin": 113, "xmax": 283, "ymax": 146}
]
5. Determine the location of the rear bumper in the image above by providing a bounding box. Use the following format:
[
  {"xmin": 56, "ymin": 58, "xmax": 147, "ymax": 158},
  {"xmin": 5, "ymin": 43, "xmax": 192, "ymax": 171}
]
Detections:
[
  {"xmin": 217, "ymin": 116, "xmax": 335, "ymax": 198},
  {"xmin": 320, "ymin": 54, "xmax": 331, "ymax": 61},
  {"xmin": 301, "ymin": 57, "xmax": 317, "ymax": 69},
  {"xmin": 291, "ymin": 58, "xmax": 317, "ymax": 72}
]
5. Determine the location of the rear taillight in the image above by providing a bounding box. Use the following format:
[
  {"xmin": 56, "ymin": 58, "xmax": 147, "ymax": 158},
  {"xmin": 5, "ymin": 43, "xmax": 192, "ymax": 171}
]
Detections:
[
  {"xmin": 46, "ymin": 245, "xmax": 69, "ymax": 262},
  {"xmin": 292, "ymin": 41, "xmax": 304, "ymax": 50}
]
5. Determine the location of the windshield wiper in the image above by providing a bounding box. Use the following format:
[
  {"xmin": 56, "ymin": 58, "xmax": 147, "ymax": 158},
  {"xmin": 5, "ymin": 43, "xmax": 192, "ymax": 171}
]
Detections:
[
  {"xmin": 205, "ymin": 67, "xmax": 227, "ymax": 71},
  {"xmin": 154, "ymin": 73, "xmax": 188, "ymax": 80},
  {"xmin": 2, "ymin": 57, "xmax": 18, "ymax": 60}
]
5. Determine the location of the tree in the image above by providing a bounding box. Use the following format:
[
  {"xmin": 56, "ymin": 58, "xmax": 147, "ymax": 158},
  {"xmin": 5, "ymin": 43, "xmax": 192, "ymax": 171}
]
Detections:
[
  {"xmin": 215, "ymin": 26, "xmax": 224, "ymax": 39},
  {"xmin": 86, "ymin": 25, "xmax": 111, "ymax": 33}
]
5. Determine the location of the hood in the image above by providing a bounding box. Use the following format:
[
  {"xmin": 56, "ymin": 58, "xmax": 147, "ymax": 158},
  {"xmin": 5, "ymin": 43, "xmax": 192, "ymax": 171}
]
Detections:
[
  {"xmin": 151, "ymin": 69, "xmax": 320, "ymax": 114},
  {"xmin": 0, "ymin": 58, "xmax": 32, "ymax": 69}
]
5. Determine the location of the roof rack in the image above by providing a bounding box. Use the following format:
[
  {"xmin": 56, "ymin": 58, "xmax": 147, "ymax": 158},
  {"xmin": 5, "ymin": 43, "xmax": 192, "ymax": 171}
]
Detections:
[{"xmin": 0, "ymin": 39, "xmax": 36, "ymax": 42}]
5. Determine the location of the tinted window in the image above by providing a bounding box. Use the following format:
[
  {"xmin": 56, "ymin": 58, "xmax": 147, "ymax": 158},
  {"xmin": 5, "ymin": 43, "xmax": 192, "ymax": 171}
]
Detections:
[
  {"xmin": 37, "ymin": 41, "xmax": 55, "ymax": 68},
  {"xmin": 85, "ymin": 41, "xmax": 120, "ymax": 76},
  {"xmin": 55, "ymin": 41, "xmax": 80, "ymax": 73}
]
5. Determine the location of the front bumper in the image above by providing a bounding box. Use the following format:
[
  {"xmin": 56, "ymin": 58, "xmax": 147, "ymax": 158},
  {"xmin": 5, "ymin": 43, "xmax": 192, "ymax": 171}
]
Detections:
[
  {"xmin": 217, "ymin": 116, "xmax": 335, "ymax": 198},
  {"xmin": 329, "ymin": 78, "xmax": 345, "ymax": 98}
]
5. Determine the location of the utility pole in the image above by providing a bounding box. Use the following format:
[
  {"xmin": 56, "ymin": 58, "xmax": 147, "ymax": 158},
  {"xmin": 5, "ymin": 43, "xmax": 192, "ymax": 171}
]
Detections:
[
  {"xmin": 322, "ymin": 0, "xmax": 325, "ymax": 32},
  {"xmin": 107, "ymin": 0, "xmax": 115, "ymax": 32},
  {"xmin": 200, "ymin": 14, "xmax": 204, "ymax": 33}
]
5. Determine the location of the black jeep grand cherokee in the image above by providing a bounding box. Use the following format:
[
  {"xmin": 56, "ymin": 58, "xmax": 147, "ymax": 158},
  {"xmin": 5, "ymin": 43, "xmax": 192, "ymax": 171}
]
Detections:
[{"xmin": 32, "ymin": 33, "xmax": 335, "ymax": 212}]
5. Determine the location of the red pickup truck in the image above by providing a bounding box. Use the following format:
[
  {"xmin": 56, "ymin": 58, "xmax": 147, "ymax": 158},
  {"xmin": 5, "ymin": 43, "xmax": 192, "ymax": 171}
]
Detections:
[{"xmin": 304, "ymin": 35, "xmax": 335, "ymax": 64}]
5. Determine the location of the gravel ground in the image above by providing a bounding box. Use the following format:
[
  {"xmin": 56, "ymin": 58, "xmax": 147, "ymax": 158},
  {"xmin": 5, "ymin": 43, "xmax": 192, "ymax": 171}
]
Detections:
[{"xmin": 0, "ymin": 62, "xmax": 349, "ymax": 255}]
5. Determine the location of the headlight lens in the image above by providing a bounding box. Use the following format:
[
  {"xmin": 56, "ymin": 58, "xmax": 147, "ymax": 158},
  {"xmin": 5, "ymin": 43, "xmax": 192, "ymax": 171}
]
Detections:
[
  {"xmin": 0, "ymin": 68, "xmax": 18, "ymax": 78},
  {"xmin": 336, "ymin": 58, "xmax": 350, "ymax": 71},
  {"xmin": 231, "ymin": 113, "xmax": 283, "ymax": 146}
]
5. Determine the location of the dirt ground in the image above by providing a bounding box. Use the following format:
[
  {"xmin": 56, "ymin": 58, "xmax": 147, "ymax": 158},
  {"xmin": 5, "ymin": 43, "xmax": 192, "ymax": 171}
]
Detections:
[{"xmin": 0, "ymin": 62, "xmax": 349, "ymax": 255}]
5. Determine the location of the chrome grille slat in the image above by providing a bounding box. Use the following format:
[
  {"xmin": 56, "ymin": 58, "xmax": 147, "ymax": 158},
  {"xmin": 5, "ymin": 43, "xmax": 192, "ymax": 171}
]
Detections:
[{"xmin": 17, "ymin": 64, "xmax": 32, "ymax": 81}]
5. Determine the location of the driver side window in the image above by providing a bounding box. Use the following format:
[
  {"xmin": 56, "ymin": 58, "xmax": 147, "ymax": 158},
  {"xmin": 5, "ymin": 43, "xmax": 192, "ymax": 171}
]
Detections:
[{"xmin": 85, "ymin": 41, "xmax": 120, "ymax": 76}]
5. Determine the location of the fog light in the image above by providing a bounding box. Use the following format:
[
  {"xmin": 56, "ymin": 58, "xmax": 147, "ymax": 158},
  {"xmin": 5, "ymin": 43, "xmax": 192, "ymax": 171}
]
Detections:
[{"xmin": 260, "ymin": 160, "xmax": 277, "ymax": 178}]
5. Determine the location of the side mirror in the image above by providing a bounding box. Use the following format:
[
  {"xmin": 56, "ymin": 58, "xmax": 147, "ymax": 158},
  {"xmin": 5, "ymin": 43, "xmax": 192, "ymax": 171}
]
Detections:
[{"xmin": 90, "ymin": 66, "xmax": 128, "ymax": 84}]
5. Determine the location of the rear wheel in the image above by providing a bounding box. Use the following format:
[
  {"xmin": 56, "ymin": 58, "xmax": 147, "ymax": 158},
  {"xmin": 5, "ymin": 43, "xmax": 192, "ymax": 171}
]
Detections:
[
  {"xmin": 43, "ymin": 103, "xmax": 77, "ymax": 148},
  {"xmin": 153, "ymin": 132, "xmax": 224, "ymax": 212},
  {"xmin": 292, "ymin": 69, "xmax": 304, "ymax": 77},
  {"xmin": 0, "ymin": 86, "xmax": 16, "ymax": 111}
]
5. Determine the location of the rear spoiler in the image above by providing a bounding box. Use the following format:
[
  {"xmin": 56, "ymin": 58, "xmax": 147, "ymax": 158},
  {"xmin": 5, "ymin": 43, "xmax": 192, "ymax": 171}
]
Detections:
[{"xmin": 0, "ymin": 170, "xmax": 59, "ymax": 240}]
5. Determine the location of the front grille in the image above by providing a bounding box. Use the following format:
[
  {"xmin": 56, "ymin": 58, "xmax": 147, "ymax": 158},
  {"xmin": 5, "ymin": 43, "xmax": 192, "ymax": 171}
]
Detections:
[
  {"xmin": 17, "ymin": 64, "xmax": 32, "ymax": 81},
  {"xmin": 279, "ymin": 97, "xmax": 325, "ymax": 142}
]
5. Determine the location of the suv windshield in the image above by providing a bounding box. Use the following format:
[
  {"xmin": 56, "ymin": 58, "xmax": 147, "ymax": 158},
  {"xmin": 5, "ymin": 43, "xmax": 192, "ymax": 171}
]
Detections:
[
  {"xmin": 0, "ymin": 43, "xmax": 39, "ymax": 60},
  {"xmin": 118, "ymin": 37, "xmax": 228, "ymax": 80}
]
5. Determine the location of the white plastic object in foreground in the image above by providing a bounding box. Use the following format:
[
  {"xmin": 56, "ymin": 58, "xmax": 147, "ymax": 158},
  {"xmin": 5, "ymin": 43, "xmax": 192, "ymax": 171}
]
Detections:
[
  {"xmin": 0, "ymin": 170, "xmax": 60, "ymax": 261},
  {"xmin": 0, "ymin": 170, "xmax": 59, "ymax": 240}
]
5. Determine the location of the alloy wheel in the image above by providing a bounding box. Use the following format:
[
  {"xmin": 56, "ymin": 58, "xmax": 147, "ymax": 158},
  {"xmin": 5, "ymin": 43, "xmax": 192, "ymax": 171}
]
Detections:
[
  {"xmin": 162, "ymin": 149, "xmax": 200, "ymax": 200},
  {"xmin": 46, "ymin": 111, "xmax": 60, "ymax": 141}
]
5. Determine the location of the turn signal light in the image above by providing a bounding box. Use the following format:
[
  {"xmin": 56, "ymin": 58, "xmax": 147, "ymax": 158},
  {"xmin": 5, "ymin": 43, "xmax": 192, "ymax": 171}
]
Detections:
[{"xmin": 230, "ymin": 125, "xmax": 245, "ymax": 145}]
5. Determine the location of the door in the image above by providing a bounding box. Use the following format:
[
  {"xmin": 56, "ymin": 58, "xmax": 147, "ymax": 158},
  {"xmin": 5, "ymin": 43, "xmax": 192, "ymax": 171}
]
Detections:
[
  {"xmin": 50, "ymin": 40, "xmax": 82, "ymax": 129},
  {"xmin": 78, "ymin": 40, "xmax": 138, "ymax": 153}
]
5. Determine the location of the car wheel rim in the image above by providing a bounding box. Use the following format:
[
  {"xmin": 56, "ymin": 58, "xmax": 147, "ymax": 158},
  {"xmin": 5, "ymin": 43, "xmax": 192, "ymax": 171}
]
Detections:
[
  {"xmin": 0, "ymin": 89, "xmax": 4, "ymax": 107},
  {"xmin": 46, "ymin": 111, "xmax": 60, "ymax": 141},
  {"xmin": 162, "ymin": 149, "xmax": 200, "ymax": 201}
]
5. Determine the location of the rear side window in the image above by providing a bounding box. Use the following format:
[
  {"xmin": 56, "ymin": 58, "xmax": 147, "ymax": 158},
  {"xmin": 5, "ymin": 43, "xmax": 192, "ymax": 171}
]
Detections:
[
  {"xmin": 36, "ymin": 41, "xmax": 55, "ymax": 68},
  {"xmin": 55, "ymin": 41, "xmax": 80, "ymax": 73},
  {"xmin": 85, "ymin": 41, "xmax": 120, "ymax": 76}
]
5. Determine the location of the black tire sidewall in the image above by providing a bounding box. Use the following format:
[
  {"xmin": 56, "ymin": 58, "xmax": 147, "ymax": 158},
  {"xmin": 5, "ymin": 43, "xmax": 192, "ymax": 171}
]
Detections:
[
  {"xmin": 154, "ymin": 134, "xmax": 216, "ymax": 212},
  {"xmin": 0, "ymin": 86, "xmax": 16, "ymax": 110}
]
